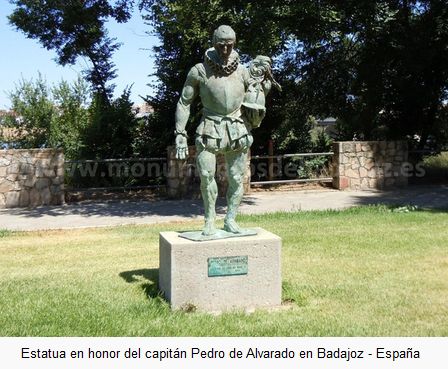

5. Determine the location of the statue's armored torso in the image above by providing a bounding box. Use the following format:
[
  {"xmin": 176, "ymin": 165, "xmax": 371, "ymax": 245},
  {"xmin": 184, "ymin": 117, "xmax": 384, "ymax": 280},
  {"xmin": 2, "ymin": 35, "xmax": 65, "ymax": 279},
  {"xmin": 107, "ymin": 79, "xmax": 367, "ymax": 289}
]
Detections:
[
  {"xmin": 195, "ymin": 48, "xmax": 247, "ymax": 117},
  {"xmin": 199, "ymin": 65, "xmax": 246, "ymax": 116}
]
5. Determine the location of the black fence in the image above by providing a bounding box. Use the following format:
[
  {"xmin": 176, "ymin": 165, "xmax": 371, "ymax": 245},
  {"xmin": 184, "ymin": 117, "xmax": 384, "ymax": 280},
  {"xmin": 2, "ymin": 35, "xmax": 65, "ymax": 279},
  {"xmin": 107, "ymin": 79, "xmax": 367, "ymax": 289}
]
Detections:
[
  {"xmin": 64, "ymin": 157, "xmax": 167, "ymax": 191},
  {"xmin": 65, "ymin": 152, "xmax": 334, "ymax": 192},
  {"xmin": 250, "ymin": 152, "xmax": 334, "ymax": 185}
]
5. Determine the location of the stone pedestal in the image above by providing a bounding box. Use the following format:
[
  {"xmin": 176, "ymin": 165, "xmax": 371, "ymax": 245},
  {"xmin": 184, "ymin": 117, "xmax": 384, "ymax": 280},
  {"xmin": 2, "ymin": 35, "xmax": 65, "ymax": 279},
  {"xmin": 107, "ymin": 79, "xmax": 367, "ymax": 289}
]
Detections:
[{"xmin": 159, "ymin": 227, "xmax": 282, "ymax": 312}]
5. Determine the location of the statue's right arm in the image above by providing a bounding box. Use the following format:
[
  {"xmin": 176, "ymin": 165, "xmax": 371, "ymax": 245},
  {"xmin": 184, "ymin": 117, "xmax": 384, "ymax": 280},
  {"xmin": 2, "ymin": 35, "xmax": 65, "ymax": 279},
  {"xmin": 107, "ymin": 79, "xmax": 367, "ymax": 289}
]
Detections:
[
  {"xmin": 174, "ymin": 66, "xmax": 200, "ymax": 159},
  {"xmin": 175, "ymin": 66, "xmax": 200, "ymax": 134}
]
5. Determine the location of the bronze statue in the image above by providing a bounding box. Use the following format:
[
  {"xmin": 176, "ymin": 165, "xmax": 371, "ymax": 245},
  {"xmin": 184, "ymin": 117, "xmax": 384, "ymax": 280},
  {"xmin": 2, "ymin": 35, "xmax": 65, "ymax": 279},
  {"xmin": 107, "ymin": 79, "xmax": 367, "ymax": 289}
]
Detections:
[{"xmin": 175, "ymin": 25, "xmax": 279, "ymax": 239}]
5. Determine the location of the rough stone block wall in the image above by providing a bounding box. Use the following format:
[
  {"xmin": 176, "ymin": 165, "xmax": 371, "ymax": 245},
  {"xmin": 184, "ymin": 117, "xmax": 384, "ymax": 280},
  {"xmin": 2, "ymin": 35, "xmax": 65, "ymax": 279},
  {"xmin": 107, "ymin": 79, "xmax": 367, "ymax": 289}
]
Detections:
[
  {"xmin": 0, "ymin": 149, "xmax": 65, "ymax": 208},
  {"xmin": 166, "ymin": 146, "xmax": 251, "ymax": 198},
  {"xmin": 333, "ymin": 141, "xmax": 408, "ymax": 190}
]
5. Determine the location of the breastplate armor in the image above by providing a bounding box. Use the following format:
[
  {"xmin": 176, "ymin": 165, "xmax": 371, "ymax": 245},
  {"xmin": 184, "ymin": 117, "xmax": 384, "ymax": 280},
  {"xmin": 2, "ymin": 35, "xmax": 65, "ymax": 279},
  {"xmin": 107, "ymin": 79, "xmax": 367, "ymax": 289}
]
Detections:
[{"xmin": 199, "ymin": 63, "xmax": 246, "ymax": 116}]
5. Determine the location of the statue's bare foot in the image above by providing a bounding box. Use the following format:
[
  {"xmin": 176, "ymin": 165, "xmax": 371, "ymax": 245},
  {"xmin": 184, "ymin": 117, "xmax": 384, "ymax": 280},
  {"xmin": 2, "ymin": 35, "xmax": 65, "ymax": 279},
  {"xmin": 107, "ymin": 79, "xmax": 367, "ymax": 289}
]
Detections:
[
  {"xmin": 224, "ymin": 218, "xmax": 242, "ymax": 233},
  {"xmin": 202, "ymin": 221, "xmax": 217, "ymax": 236}
]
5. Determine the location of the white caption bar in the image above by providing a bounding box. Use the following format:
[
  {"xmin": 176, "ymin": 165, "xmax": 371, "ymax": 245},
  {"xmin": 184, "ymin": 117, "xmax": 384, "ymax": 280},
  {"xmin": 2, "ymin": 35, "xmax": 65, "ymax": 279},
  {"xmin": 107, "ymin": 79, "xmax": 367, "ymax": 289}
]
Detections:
[{"xmin": 1, "ymin": 337, "xmax": 447, "ymax": 369}]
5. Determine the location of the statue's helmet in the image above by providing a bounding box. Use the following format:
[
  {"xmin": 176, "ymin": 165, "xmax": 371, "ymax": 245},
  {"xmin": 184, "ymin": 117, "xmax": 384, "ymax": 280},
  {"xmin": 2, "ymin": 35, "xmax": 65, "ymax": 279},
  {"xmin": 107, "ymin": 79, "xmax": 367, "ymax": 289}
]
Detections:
[{"xmin": 213, "ymin": 25, "xmax": 236, "ymax": 44}]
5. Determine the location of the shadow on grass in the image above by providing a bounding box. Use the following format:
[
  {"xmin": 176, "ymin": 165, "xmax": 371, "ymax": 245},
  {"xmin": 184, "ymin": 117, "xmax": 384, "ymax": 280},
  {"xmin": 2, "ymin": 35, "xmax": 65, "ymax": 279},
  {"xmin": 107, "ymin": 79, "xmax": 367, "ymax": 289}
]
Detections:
[
  {"xmin": 119, "ymin": 268, "xmax": 165, "ymax": 301},
  {"xmin": 0, "ymin": 196, "xmax": 257, "ymax": 219},
  {"xmin": 350, "ymin": 184, "xmax": 448, "ymax": 212},
  {"xmin": 385, "ymin": 203, "xmax": 448, "ymax": 214}
]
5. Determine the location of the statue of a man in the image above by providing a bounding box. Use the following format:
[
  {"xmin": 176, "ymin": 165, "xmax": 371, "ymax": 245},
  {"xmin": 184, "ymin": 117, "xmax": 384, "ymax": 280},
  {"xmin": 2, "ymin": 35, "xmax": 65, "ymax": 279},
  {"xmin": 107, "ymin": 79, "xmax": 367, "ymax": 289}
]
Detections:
[{"xmin": 175, "ymin": 25, "xmax": 276, "ymax": 237}]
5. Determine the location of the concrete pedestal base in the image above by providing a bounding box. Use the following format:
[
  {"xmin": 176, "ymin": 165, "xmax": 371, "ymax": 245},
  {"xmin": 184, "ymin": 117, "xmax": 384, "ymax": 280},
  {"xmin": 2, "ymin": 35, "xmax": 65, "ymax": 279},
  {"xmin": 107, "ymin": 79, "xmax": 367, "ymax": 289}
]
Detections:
[{"xmin": 159, "ymin": 227, "xmax": 282, "ymax": 312}]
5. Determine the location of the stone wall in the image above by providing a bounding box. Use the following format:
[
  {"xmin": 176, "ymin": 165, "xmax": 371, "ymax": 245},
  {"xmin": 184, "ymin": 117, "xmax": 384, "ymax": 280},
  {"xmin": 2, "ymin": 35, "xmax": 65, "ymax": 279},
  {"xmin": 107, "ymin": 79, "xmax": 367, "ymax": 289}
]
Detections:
[
  {"xmin": 332, "ymin": 141, "xmax": 408, "ymax": 190},
  {"xmin": 0, "ymin": 149, "xmax": 65, "ymax": 208},
  {"xmin": 166, "ymin": 146, "xmax": 251, "ymax": 198}
]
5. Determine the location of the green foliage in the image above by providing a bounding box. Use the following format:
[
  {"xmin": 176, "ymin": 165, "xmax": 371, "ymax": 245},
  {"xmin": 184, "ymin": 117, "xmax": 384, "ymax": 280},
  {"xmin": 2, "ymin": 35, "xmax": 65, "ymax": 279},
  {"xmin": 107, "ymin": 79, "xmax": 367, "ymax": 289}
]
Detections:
[
  {"xmin": 281, "ymin": 1, "xmax": 448, "ymax": 149},
  {"xmin": 7, "ymin": 1, "xmax": 145, "ymax": 165},
  {"xmin": 7, "ymin": 1, "xmax": 448, "ymax": 156},
  {"xmin": 263, "ymin": 79, "xmax": 312, "ymax": 154},
  {"xmin": 310, "ymin": 126, "xmax": 333, "ymax": 153},
  {"xmin": 50, "ymin": 77, "xmax": 90, "ymax": 159},
  {"xmin": 420, "ymin": 151, "xmax": 448, "ymax": 179},
  {"xmin": 296, "ymin": 156, "xmax": 330, "ymax": 179},
  {"xmin": 66, "ymin": 88, "xmax": 140, "ymax": 188},
  {"xmin": 2, "ymin": 74, "xmax": 55, "ymax": 149},
  {"xmin": 82, "ymin": 88, "xmax": 138, "ymax": 159},
  {"xmin": 140, "ymin": 0, "xmax": 448, "ymax": 153},
  {"xmin": 1, "ymin": 75, "xmax": 90, "ymax": 157},
  {"xmin": 2, "ymin": 76, "xmax": 139, "ymax": 166},
  {"xmin": 132, "ymin": 112, "xmax": 172, "ymax": 157}
]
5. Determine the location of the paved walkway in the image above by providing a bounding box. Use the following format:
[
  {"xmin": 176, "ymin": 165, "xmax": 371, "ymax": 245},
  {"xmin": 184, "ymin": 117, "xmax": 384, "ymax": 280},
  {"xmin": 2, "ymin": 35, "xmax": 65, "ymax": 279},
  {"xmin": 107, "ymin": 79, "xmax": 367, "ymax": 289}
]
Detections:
[{"xmin": 0, "ymin": 185, "xmax": 447, "ymax": 231}]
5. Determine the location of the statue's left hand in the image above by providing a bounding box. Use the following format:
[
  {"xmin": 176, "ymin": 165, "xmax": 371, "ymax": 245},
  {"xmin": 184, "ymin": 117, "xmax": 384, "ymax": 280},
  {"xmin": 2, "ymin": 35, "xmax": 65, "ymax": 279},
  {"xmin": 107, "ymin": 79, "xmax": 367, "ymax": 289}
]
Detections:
[{"xmin": 175, "ymin": 134, "xmax": 188, "ymax": 160}]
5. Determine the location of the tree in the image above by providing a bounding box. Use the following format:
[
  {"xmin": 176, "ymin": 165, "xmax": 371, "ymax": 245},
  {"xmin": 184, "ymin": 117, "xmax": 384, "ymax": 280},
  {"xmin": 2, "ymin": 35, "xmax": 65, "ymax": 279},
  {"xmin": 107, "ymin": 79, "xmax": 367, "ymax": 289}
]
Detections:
[
  {"xmin": 138, "ymin": 0, "xmax": 291, "ymax": 155},
  {"xmin": 8, "ymin": 1, "xmax": 144, "ymax": 161},
  {"xmin": 82, "ymin": 88, "xmax": 138, "ymax": 159},
  {"xmin": 140, "ymin": 0, "xmax": 448, "ymax": 153},
  {"xmin": 50, "ymin": 77, "xmax": 90, "ymax": 159},
  {"xmin": 1, "ymin": 74, "xmax": 55, "ymax": 149},
  {"xmin": 0, "ymin": 75, "xmax": 90, "ymax": 158},
  {"xmin": 9, "ymin": 1, "xmax": 447, "ymax": 157},
  {"xmin": 279, "ymin": 1, "xmax": 448, "ymax": 149},
  {"xmin": 1, "ymin": 73, "xmax": 139, "ymax": 161},
  {"xmin": 8, "ymin": 0, "xmax": 134, "ymax": 100}
]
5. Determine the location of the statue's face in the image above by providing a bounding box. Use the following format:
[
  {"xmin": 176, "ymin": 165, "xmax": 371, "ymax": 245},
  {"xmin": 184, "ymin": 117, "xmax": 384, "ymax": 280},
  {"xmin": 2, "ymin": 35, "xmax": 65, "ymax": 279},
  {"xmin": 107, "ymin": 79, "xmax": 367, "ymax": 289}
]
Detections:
[{"xmin": 215, "ymin": 39, "xmax": 234, "ymax": 64}]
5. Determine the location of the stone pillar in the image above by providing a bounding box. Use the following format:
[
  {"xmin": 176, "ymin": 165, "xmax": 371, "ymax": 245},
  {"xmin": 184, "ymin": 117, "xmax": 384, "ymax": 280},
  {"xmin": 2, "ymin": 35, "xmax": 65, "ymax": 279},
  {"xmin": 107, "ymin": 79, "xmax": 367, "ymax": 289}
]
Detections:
[
  {"xmin": 0, "ymin": 149, "xmax": 65, "ymax": 208},
  {"xmin": 166, "ymin": 146, "xmax": 251, "ymax": 198},
  {"xmin": 332, "ymin": 141, "xmax": 408, "ymax": 190}
]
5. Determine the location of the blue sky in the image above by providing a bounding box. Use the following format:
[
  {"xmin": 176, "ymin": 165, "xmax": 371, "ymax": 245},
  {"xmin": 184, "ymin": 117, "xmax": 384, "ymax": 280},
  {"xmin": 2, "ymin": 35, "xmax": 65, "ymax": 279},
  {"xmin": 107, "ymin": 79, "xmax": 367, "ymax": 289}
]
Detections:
[{"xmin": 0, "ymin": 2, "xmax": 158, "ymax": 109}]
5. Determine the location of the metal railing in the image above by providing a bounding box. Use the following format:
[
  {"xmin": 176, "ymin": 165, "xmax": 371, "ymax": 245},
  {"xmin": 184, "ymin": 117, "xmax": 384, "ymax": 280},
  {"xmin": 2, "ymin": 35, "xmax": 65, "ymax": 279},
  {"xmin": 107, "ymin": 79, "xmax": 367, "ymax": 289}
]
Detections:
[
  {"xmin": 64, "ymin": 157, "xmax": 167, "ymax": 191},
  {"xmin": 250, "ymin": 152, "xmax": 334, "ymax": 186},
  {"xmin": 64, "ymin": 151, "xmax": 336, "ymax": 191}
]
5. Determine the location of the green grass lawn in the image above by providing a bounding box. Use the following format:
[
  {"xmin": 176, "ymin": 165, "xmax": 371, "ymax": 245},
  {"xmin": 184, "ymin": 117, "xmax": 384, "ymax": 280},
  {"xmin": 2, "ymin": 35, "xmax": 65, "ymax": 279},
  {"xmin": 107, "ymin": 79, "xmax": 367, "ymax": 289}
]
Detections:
[{"xmin": 0, "ymin": 206, "xmax": 447, "ymax": 336}]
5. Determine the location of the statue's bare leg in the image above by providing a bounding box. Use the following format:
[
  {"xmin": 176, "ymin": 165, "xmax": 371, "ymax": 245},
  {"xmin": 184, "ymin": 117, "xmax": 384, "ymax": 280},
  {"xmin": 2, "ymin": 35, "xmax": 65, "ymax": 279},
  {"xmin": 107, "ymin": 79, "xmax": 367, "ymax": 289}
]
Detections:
[
  {"xmin": 196, "ymin": 148, "xmax": 218, "ymax": 235},
  {"xmin": 224, "ymin": 149, "xmax": 248, "ymax": 233}
]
